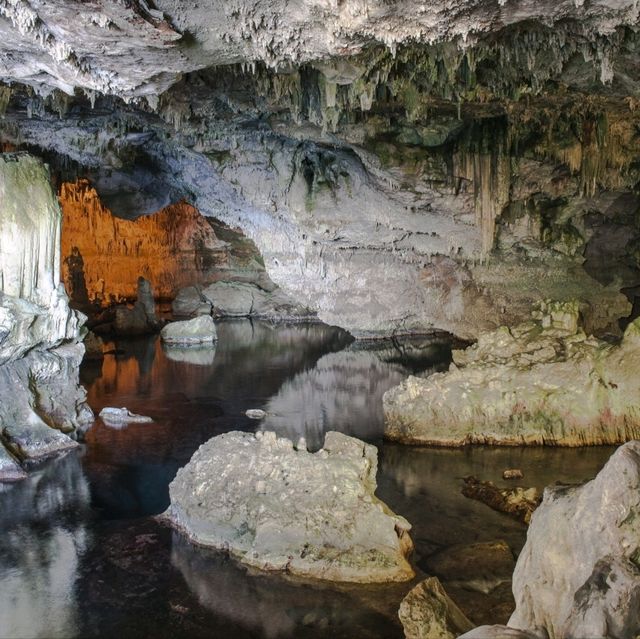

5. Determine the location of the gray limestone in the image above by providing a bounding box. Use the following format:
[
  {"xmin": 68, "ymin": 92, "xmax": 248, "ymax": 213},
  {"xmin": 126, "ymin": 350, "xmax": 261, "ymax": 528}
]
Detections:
[
  {"xmin": 201, "ymin": 281, "xmax": 312, "ymax": 321},
  {"xmin": 160, "ymin": 315, "xmax": 217, "ymax": 345},
  {"xmin": 506, "ymin": 441, "xmax": 640, "ymax": 639},
  {"xmin": 384, "ymin": 302, "xmax": 640, "ymax": 446},
  {"xmin": 164, "ymin": 430, "xmax": 414, "ymax": 583},
  {"xmin": 0, "ymin": 345, "xmax": 91, "ymax": 460},
  {"xmin": 171, "ymin": 285, "xmax": 212, "ymax": 318}
]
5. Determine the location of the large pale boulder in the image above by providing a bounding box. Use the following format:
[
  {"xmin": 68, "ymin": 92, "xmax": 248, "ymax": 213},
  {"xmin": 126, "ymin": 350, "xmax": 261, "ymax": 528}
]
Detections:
[
  {"xmin": 459, "ymin": 626, "xmax": 537, "ymax": 639},
  {"xmin": 160, "ymin": 315, "xmax": 217, "ymax": 345},
  {"xmin": 384, "ymin": 302, "xmax": 640, "ymax": 446},
  {"xmin": 505, "ymin": 441, "xmax": 640, "ymax": 639},
  {"xmin": 164, "ymin": 430, "xmax": 414, "ymax": 583}
]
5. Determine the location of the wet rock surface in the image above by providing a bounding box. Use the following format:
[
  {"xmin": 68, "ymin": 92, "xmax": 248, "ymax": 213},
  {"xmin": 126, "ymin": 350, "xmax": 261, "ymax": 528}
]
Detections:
[
  {"xmin": 164, "ymin": 430, "xmax": 414, "ymax": 583},
  {"xmin": 98, "ymin": 407, "xmax": 154, "ymax": 428},
  {"xmin": 398, "ymin": 577, "xmax": 474, "ymax": 639},
  {"xmin": 384, "ymin": 302, "xmax": 640, "ymax": 446},
  {"xmin": 160, "ymin": 315, "xmax": 217, "ymax": 345},
  {"xmin": 462, "ymin": 477, "xmax": 540, "ymax": 525}
]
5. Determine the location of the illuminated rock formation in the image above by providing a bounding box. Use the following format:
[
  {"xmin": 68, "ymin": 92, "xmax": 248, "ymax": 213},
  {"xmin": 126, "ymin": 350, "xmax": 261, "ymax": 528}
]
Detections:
[
  {"xmin": 0, "ymin": 3, "xmax": 639, "ymax": 339},
  {"xmin": 60, "ymin": 180, "xmax": 263, "ymax": 306},
  {"xmin": 384, "ymin": 302, "xmax": 640, "ymax": 446},
  {"xmin": 0, "ymin": 154, "xmax": 92, "ymax": 480},
  {"xmin": 462, "ymin": 441, "xmax": 640, "ymax": 639}
]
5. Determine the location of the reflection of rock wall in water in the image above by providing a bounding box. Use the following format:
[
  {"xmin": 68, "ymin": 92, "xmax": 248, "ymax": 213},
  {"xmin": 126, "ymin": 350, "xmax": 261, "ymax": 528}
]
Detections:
[
  {"xmin": 59, "ymin": 180, "xmax": 268, "ymax": 306},
  {"xmin": 0, "ymin": 154, "xmax": 92, "ymax": 480},
  {"xmin": 0, "ymin": 453, "xmax": 90, "ymax": 637},
  {"xmin": 261, "ymin": 350, "xmax": 408, "ymax": 450}
]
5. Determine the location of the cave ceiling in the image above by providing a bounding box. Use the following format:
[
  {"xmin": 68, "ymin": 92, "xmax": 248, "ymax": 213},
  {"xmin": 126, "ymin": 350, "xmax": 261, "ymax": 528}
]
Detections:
[{"xmin": 0, "ymin": 1, "xmax": 639, "ymax": 337}]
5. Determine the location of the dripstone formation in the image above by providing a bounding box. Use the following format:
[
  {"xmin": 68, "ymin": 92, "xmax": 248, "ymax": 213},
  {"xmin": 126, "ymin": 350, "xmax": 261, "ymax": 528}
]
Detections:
[
  {"xmin": 0, "ymin": 1, "xmax": 638, "ymax": 338},
  {"xmin": 0, "ymin": 154, "xmax": 93, "ymax": 481}
]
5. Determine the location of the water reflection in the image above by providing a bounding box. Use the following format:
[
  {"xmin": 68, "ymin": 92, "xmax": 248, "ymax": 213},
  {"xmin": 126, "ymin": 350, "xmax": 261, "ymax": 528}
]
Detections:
[
  {"xmin": 0, "ymin": 321, "xmax": 621, "ymax": 638},
  {"xmin": 0, "ymin": 453, "xmax": 90, "ymax": 639},
  {"xmin": 162, "ymin": 343, "xmax": 217, "ymax": 366},
  {"xmin": 377, "ymin": 444, "xmax": 617, "ymax": 559},
  {"xmin": 260, "ymin": 338, "xmax": 450, "ymax": 450},
  {"xmin": 260, "ymin": 351, "xmax": 402, "ymax": 449},
  {"xmin": 171, "ymin": 532, "xmax": 406, "ymax": 639},
  {"xmin": 81, "ymin": 321, "xmax": 352, "ymax": 519}
]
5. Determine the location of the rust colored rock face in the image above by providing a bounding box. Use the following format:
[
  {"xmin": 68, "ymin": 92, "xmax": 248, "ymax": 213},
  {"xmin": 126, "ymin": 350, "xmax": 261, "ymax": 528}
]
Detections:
[{"xmin": 59, "ymin": 180, "xmax": 262, "ymax": 307}]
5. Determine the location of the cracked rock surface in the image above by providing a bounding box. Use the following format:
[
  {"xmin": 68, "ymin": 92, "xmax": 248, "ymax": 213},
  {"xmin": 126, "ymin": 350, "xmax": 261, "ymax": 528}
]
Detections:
[
  {"xmin": 384, "ymin": 301, "xmax": 640, "ymax": 446},
  {"xmin": 164, "ymin": 430, "xmax": 415, "ymax": 583}
]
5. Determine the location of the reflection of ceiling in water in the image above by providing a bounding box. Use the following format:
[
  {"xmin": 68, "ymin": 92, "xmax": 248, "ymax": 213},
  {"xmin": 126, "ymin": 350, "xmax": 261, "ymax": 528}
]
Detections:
[{"xmin": 259, "ymin": 350, "xmax": 410, "ymax": 450}]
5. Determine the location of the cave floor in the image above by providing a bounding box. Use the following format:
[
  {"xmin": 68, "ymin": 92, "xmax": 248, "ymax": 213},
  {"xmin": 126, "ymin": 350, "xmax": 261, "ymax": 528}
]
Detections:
[{"xmin": 0, "ymin": 320, "xmax": 614, "ymax": 638}]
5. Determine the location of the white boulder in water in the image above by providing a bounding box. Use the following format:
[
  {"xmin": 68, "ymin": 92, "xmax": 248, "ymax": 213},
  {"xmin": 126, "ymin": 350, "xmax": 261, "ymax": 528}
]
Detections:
[
  {"xmin": 160, "ymin": 315, "xmax": 217, "ymax": 345},
  {"xmin": 461, "ymin": 441, "xmax": 640, "ymax": 639},
  {"xmin": 99, "ymin": 407, "xmax": 154, "ymax": 427},
  {"xmin": 245, "ymin": 409, "xmax": 267, "ymax": 420},
  {"xmin": 164, "ymin": 430, "xmax": 414, "ymax": 583}
]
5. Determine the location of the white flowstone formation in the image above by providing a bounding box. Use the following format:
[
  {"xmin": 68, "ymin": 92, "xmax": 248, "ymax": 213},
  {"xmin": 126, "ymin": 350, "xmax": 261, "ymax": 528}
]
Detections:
[
  {"xmin": 164, "ymin": 430, "xmax": 414, "ymax": 583},
  {"xmin": 384, "ymin": 302, "xmax": 640, "ymax": 446},
  {"xmin": 0, "ymin": 153, "xmax": 92, "ymax": 480},
  {"xmin": 462, "ymin": 441, "xmax": 640, "ymax": 639},
  {"xmin": 0, "ymin": 154, "xmax": 82, "ymax": 364},
  {"xmin": 160, "ymin": 315, "xmax": 217, "ymax": 345}
]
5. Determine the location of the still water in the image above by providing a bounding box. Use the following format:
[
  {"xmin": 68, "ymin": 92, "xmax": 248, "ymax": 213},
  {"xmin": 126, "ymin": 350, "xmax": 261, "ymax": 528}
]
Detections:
[{"xmin": 0, "ymin": 321, "xmax": 616, "ymax": 638}]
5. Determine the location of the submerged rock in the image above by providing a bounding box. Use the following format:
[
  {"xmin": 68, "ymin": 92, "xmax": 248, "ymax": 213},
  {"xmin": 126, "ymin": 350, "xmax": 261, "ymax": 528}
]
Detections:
[
  {"xmin": 164, "ymin": 430, "xmax": 414, "ymax": 583},
  {"xmin": 506, "ymin": 441, "xmax": 640, "ymax": 639},
  {"xmin": 461, "ymin": 477, "xmax": 540, "ymax": 525},
  {"xmin": 99, "ymin": 407, "xmax": 154, "ymax": 427},
  {"xmin": 160, "ymin": 315, "xmax": 217, "ymax": 345},
  {"xmin": 384, "ymin": 302, "xmax": 640, "ymax": 446},
  {"xmin": 398, "ymin": 576, "xmax": 474, "ymax": 639}
]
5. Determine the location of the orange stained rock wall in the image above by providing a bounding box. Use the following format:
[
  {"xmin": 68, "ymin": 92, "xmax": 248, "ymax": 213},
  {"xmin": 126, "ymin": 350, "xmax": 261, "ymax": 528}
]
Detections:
[{"xmin": 59, "ymin": 180, "xmax": 234, "ymax": 306}]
